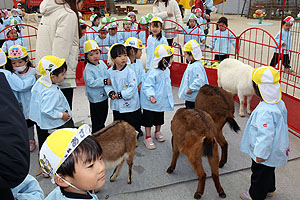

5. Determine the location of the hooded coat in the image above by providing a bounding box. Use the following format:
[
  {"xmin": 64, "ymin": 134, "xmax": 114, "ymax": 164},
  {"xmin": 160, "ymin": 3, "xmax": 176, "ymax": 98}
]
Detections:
[{"xmin": 36, "ymin": 0, "xmax": 79, "ymax": 80}]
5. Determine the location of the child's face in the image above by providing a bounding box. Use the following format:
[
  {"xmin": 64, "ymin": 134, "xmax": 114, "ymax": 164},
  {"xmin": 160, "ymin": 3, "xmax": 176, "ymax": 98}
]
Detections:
[
  {"xmin": 99, "ymin": 31, "xmax": 107, "ymax": 39},
  {"xmin": 129, "ymin": 15, "xmax": 135, "ymax": 21},
  {"xmin": 94, "ymin": 18, "xmax": 100, "ymax": 26},
  {"xmin": 63, "ymin": 156, "xmax": 106, "ymax": 193},
  {"xmin": 195, "ymin": 11, "xmax": 202, "ymax": 18},
  {"xmin": 12, "ymin": 10, "xmax": 18, "ymax": 16},
  {"xmin": 11, "ymin": 58, "xmax": 27, "ymax": 72},
  {"xmin": 112, "ymin": 53, "xmax": 127, "ymax": 67},
  {"xmin": 109, "ymin": 28, "xmax": 117, "ymax": 36},
  {"xmin": 189, "ymin": 19, "xmax": 196, "ymax": 28},
  {"xmin": 135, "ymin": 49, "xmax": 142, "ymax": 59},
  {"xmin": 283, "ymin": 23, "xmax": 292, "ymax": 31},
  {"xmin": 124, "ymin": 23, "xmax": 132, "ymax": 30},
  {"xmin": 87, "ymin": 50, "xmax": 100, "ymax": 65},
  {"xmin": 184, "ymin": 52, "xmax": 194, "ymax": 62},
  {"xmin": 0, "ymin": 13, "xmax": 5, "ymax": 18},
  {"xmin": 51, "ymin": 69, "xmax": 66, "ymax": 84},
  {"xmin": 218, "ymin": 22, "xmax": 226, "ymax": 31},
  {"xmin": 8, "ymin": 30, "xmax": 17, "ymax": 39},
  {"xmin": 17, "ymin": 5, "xmax": 22, "ymax": 9},
  {"xmin": 150, "ymin": 23, "xmax": 162, "ymax": 36}
]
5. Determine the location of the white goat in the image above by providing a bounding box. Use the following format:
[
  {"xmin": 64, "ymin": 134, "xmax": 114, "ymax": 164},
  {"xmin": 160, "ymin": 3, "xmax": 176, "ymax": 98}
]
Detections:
[{"xmin": 217, "ymin": 58, "xmax": 254, "ymax": 117}]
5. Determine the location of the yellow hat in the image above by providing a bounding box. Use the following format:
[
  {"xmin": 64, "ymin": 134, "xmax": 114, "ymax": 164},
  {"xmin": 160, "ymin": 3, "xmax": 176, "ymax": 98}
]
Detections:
[
  {"xmin": 84, "ymin": 40, "xmax": 100, "ymax": 54},
  {"xmin": 39, "ymin": 124, "xmax": 92, "ymax": 183},
  {"xmin": 150, "ymin": 16, "xmax": 163, "ymax": 24},
  {"xmin": 182, "ymin": 40, "xmax": 202, "ymax": 61},
  {"xmin": 124, "ymin": 37, "xmax": 145, "ymax": 49},
  {"xmin": 252, "ymin": 66, "xmax": 281, "ymax": 104},
  {"xmin": 0, "ymin": 48, "xmax": 7, "ymax": 67},
  {"xmin": 152, "ymin": 44, "xmax": 174, "ymax": 68},
  {"xmin": 8, "ymin": 45, "xmax": 28, "ymax": 60}
]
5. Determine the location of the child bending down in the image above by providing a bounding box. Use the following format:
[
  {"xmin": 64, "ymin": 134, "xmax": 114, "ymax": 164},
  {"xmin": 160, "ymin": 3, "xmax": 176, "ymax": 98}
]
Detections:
[
  {"xmin": 240, "ymin": 66, "xmax": 289, "ymax": 200},
  {"xmin": 178, "ymin": 40, "xmax": 208, "ymax": 108},
  {"xmin": 39, "ymin": 124, "xmax": 105, "ymax": 200},
  {"xmin": 140, "ymin": 44, "xmax": 174, "ymax": 150}
]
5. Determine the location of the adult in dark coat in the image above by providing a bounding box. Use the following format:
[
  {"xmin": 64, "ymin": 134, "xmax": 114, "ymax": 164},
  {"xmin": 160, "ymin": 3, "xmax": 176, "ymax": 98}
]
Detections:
[{"xmin": 0, "ymin": 72, "xmax": 30, "ymax": 200}]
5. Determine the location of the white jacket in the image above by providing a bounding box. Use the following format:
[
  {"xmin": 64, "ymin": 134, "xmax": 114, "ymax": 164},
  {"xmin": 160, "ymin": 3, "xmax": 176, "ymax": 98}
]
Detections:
[
  {"xmin": 153, "ymin": 0, "xmax": 184, "ymax": 30},
  {"xmin": 36, "ymin": 0, "xmax": 79, "ymax": 79}
]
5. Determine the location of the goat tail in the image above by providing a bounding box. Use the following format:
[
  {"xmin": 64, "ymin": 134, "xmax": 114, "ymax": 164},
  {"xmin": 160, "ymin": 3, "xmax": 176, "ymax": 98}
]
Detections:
[
  {"xmin": 226, "ymin": 117, "xmax": 240, "ymax": 133},
  {"xmin": 203, "ymin": 137, "xmax": 214, "ymax": 157}
]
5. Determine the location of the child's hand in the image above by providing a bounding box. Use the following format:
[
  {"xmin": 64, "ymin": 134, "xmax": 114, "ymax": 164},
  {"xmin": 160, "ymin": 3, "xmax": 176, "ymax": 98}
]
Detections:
[
  {"xmin": 138, "ymin": 83, "xmax": 142, "ymax": 93},
  {"xmin": 113, "ymin": 94, "xmax": 119, "ymax": 99},
  {"xmin": 150, "ymin": 96, "xmax": 157, "ymax": 103},
  {"xmin": 282, "ymin": 43, "xmax": 286, "ymax": 47},
  {"xmin": 107, "ymin": 79, "xmax": 112, "ymax": 85},
  {"xmin": 62, "ymin": 112, "xmax": 70, "ymax": 121},
  {"xmin": 256, "ymin": 157, "xmax": 265, "ymax": 163},
  {"xmin": 167, "ymin": 12, "xmax": 173, "ymax": 17},
  {"xmin": 186, "ymin": 89, "xmax": 193, "ymax": 94}
]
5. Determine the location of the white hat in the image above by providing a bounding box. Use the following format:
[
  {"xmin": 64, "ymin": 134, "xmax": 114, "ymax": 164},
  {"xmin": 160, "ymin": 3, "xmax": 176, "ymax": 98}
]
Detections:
[
  {"xmin": 139, "ymin": 16, "xmax": 148, "ymax": 25},
  {"xmin": 84, "ymin": 40, "xmax": 100, "ymax": 53},
  {"xmin": 182, "ymin": 39, "xmax": 202, "ymax": 60},
  {"xmin": 39, "ymin": 124, "xmax": 92, "ymax": 183},
  {"xmin": 110, "ymin": 17, "xmax": 118, "ymax": 25},
  {"xmin": 124, "ymin": 37, "xmax": 145, "ymax": 49},
  {"xmin": 152, "ymin": 44, "xmax": 174, "ymax": 68},
  {"xmin": 0, "ymin": 48, "xmax": 7, "ymax": 67},
  {"xmin": 284, "ymin": 16, "xmax": 294, "ymax": 25},
  {"xmin": 123, "ymin": 16, "xmax": 131, "ymax": 24},
  {"xmin": 252, "ymin": 66, "xmax": 281, "ymax": 104},
  {"xmin": 188, "ymin": 13, "xmax": 197, "ymax": 21},
  {"xmin": 101, "ymin": 16, "xmax": 110, "ymax": 24},
  {"xmin": 90, "ymin": 14, "xmax": 98, "ymax": 22},
  {"xmin": 99, "ymin": 24, "xmax": 108, "ymax": 31},
  {"xmin": 108, "ymin": 22, "xmax": 117, "ymax": 29},
  {"xmin": 128, "ymin": 11, "xmax": 136, "ymax": 16}
]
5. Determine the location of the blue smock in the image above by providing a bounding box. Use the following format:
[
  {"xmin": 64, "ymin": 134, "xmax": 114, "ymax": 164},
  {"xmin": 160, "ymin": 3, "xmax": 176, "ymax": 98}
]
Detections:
[
  {"xmin": 1, "ymin": 38, "xmax": 28, "ymax": 53},
  {"xmin": 145, "ymin": 35, "xmax": 168, "ymax": 69},
  {"xmin": 209, "ymin": 29, "xmax": 236, "ymax": 55},
  {"xmin": 45, "ymin": 186, "xmax": 98, "ymax": 200},
  {"xmin": 79, "ymin": 33, "xmax": 88, "ymax": 60},
  {"xmin": 127, "ymin": 59, "xmax": 145, "ymax": 85},
  {"xmin": 184, "ymin": 25, "xmax": 205, "ymax": 44},
  {"xmin": 95, "ymin": 35, "xmax": 109, "ymax": 61},
  {"xmin": 274, "ymin": 29, "xmax": 292, "ymax": 54},
  {"xmin": 88, "ymin": 25, "xmax": 99, "ymax": 41}
]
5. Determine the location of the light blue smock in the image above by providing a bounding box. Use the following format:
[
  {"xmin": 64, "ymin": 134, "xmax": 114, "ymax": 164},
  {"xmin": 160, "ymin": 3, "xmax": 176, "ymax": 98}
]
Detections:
[
  {"xmin": 119, "ymin": 28, "xmax": 136, "ymax": 43},
  {"xmin": 88, "ymin": 25, "xmax": 99, "ymax": 41},
  {"xmin": 140, "ymin": 67, "xmax": 174, "ymax": 112},
  {"xmin": 79, "ymin": 33, "xmax": 88, "ymax": 60},
  {"xmin": 104, "ymin": 65, "xmax": 140, "ymax": 113},
  {"xmin": 107, "ymin": 33, "xmax": 124, "ymax": 46},
  {"xmin": 196, "ymin": 17, "xmax": 206, "ymax": 31},
  {"xmin": 11, "ymin": 174, "xmax": 44, "ymax": 200},
  {"xmin": 184, "ymin": 25, "xmax": 205, "ymax": 44},
  {"xmin": 29, "ymin": 78, "xmax": 72, "ymax": 129},
  {"xmin": 274, "ymin": 29, "xmax": 292, "ymax": 54},
  {"xmin": 209, "ymin": 29, "xmax": 236, "ymax": 55},
  {"xmin": 0, "ymin": 68, "xmax": 35, "ymax": 93},
  {"xmin": 0, "ymin": 23, "xmax": 5, "ymax": 40},
  {"xmin": 45, "ymin": 186, "xmax": 98, "ymax": 200},
  {"xmin": 145, "ymin": 35, "xmax": 168, "ymax": 69},
  {"xmin": 136, "ymin": 30, "xmax": 147, "ymax": 44},
  {"xmin": 3, "ymin": 17, "xmax": 10, "ymax": 27},
  {"xmin": 240, "ymin": 100, "xmax": 289, "ymax": 167},
  {"xmin": 16, "ymin": 67, "xmax": 36, "ymax": 119},
  {"xmin": 83, "ymin": 61, "xmax": 109, "ymax": 103},
  {"xmin": 127, "ymin": 59, "xmax": 145, "ymax": 85},
  {"xmin": 206, "ymin": 0, "xmax": 213, "ymax": 11},
  {"xmin": 178, "ymin": 60, "xmax": 208, "ymax": 102},
  {"xmin": 1, "ymin": 38, "xmax": 28, "ymax": 53},
  {"xmin": 95, "ymin": 35, "xmax": 109, "ymax": 61}
]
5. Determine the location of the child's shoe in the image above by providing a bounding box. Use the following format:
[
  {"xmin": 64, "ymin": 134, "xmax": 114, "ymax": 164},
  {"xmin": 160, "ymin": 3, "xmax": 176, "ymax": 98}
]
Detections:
[
  {"xmin": 240, "ymin": 191, "xmax": 252, "ymax": 200},
  {"xmin": 155, "ymin": 131, "xmax": 165, "ymax": 142},
  {"xmin": 144, "ymin": 138, "xmax": 156, "ymax": 150},
  {"xmin": 29, "ymin": 140, "xmax": 36, "ymax": 152}
]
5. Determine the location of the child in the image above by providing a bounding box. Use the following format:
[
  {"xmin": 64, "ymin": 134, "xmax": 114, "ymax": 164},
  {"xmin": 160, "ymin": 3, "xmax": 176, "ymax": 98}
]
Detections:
[
  {"xmin": 104, "ymin": 43, "xmax": 141, "ymax": 135},
  {"xmin": 194, "ymin": 8, "xmax": 206, "ymax": 32},
  {"xmin": 79, "ymin": 19, "xmax": 88, "ymax": 61},
  {"xmin": 101, "ymin": 16, "xmax": 110, "ymax": 25},
  {"xmin": 95, "ymin": 25, "xmax": 109, "ymax": 61},
  {"xmin": 8, "ymin": 8, "xmax": 23, "ymax": 27},
  {"xmin": 178, "ymin": 40, "xmax": 208, "ymax": 108},
  {"xmin": 11, "ymin": 174, "xmax": 44, "ymax": 199},
  {"xmin": 146, "ymin": 17, "xmax": 168, "ymax": 70},
  {"xmin": 6, "ymin": 45, "xmax": 37, "ymax": 151},
  {"xmin": 184, "ymin": 14, "xmax": 205, "ymax": 45},
  {"xmin": 270, "ymin": 16, "xmax": 294, "ymax": 72},
  {"xmin": 136, "ymin": 16, "xmax": 149, "ymax": 45},
  {"xmin": 83, "ymin": 40, "xmax": 110, "ymax": 133},
  {"xmin": 39, "ymin": 124, "xmax": 105, "ymax": 200},
  {"xmin": 120, "ymin": 17, "xmax": 135, "ymax": 43},
  {"xmin": 140, "ymin": 44, "xmax": 174, "ymax": 149},
  {"xmin": 240, "ymin": 66, "xmax": 289, "ymax": 200},
  {"xmin": 127, "ymin": 11, "xmax": 137, "ymax": 30},
  {"xmin": 1, "ymin": 9, "xmax": 10, "ymax": 27},
  {"xmin": 88, "ymin": 14, "xmax": 100, "ymax": 41},
  {"xmin": 0, "ymin": 14, "xmax": 5, "ymax": 47},
  {"xmin": 29, "ymin": 56, "xmax": 71, "ymax": 150},
  {"xmin": 107, "ymin": 22, "xmax": 124, "ymax": 46},
  {"xmin": 1, "ymin": 26, "xmax": 28, "ymax": 53},
  {"xmin": 209, "ymin": 17, "xmax": 236, "ymax": 62}
]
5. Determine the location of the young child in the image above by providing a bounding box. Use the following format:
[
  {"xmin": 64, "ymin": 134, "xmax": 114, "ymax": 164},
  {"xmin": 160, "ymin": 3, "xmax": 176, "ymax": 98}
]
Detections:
[
  {"xmin": 8, "ymin": 8, "xmax": 23, "ymax": 27},
  {"xmin": 95, "ymin": 25, "xmax": 109, "ymax": 61},
  {"xmin": 146, "ymin": 17, "xmax": 168, "ymax": 70},
  {"xmin": 104, "ymin": 43, "xmax": 141, "ymax": 135},
  {"xmin": 128, "ymin": 11, "xmax": 137, "ymax": 30},
  {"xmin": 83, "ymin": 40, "xmax": 110, "ymax": 133},
  {"xmin": 11, "ymin": 174, "xmax": 44, "ymax": 199},
  {"xmin": 1, "ymin": 26, "xmax": 27, "ymax": 53},
  {"xmin": 178, "ymin": 40, "xmax": 208, "ymax": 108},
  {"xmin": 1, "ymin": 9, "xmax": 10, "ymax": 27},
  {"xmin": 240, "ymin": 66, "xmax": 289, "ymax": 200},
  {"xmin": 79, "ymin": 19, "xmax": 88, "ymax": 61},
  {"xmin": 107, "ymin": 22, "xmax": 124, "ymax": 46},
  {"xmin": 136, "ymin": 16, "xmax": 149, "ymax": 45},
  {"xmin": 88, "ymin": 14, "xmax": 100, "ymax": 41},
  {"xmin": 184, "ymin": 14, "xmax": 205, "ymax": 45},
  {"xmin": 6, "ymin": 45, "xmax": 37, "ymax": 151},
  {"xmin": 120, "ymin": 17, "xmax": 135, "ymax": 43},
  {"xmin": 194, "ymin": 8, "xmax": 206, "ymax": 32},
  {"xmin": 29, "ymin": 56, "xmax": 71, "ymax": 150},
  {"xmin": 270, "ymin": 16, "xmax": 294, "ymax": 72},
  {"xmin": 140, "ymin": 44, "xmax": 174, "ymax": 149},
  {"xmin": 39, "ymin": 124, "xmax": 105, "ymax": 200},
  {"xmin": 209, "ymin": 17, "xmax": 236, "ymax": 62}
]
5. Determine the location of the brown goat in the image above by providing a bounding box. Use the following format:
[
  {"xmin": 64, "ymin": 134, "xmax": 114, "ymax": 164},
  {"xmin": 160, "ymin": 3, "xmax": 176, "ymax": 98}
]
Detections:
[
  {"xmin": 93, "ymin": 120, "xmax": 137, "ymax": 184},
  {"xmin": 195, "ymin": 84, "xmax": 240, "ymax": 168},
  {"xmin": 168, "ymin": 108, "xmax": 226, "ymax": 199}
]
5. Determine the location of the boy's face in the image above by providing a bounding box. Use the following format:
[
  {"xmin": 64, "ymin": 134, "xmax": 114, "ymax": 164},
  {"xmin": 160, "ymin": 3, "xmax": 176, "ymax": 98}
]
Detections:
[
  {"xmin": 195, "ymin": 11, "xmax": 202, "ymax": 18},
  {"xmin": 112, "ymin": 53, "xmax": 127, "ymax": 67},
  {"xmin": 219, "ymin": 22, "xmax": 226, "ymax": 31},
  {"xmin": 51, "ymin": 69, "xmax": 66, "ymax": 84},
  {"xmin": 109, "ymin": 28, "xmax": 117, "ymax": 36},
  {"xmin": 283, "ymin": 23, "xmax": 292, "ymax": 31},
  {"xmin": 129, "ymin": 15, "xmax": 135, "ymax": 21},
  {"xmin": 87, "ymin": 50, "xmax": 100, "ymax": 65},
  {"xmin": 124, "ymin": 23, "xmax": 132, "ymax": 30},
  {"xmin": 135, "ymin": 49, "xmax": 142, "ymax": 59},
  {"xmin": 189, "ymin": 19, "xmax": 196, "ymax": 28},
  {"xmin": 8, "ymin": 30, "xmax": 17, "ymax": 38},
  {"xmin": 99, "ymin": 31, "xmax": 107, "ymax": 39}
]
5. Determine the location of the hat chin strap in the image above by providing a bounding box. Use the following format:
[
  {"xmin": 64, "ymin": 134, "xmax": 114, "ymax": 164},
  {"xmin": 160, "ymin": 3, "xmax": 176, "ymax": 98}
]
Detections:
[{"xmin": 56, "ymin": 173, "xmax": 87, "ymax": 193}]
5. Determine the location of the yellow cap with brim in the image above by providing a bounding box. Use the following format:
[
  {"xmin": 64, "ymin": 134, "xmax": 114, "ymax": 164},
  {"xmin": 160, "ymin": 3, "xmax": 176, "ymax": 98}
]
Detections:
[
  {"xmin": 84, "ymin": 40, "xmax": 100, "ymax": 54},
  {"xmin": 124, "ymin": 37, "xmax": 145, "ymax": 49},
  {"xmin": 0, "ymin": 48, "xmax": 7, "ymax": 67},
  {"xmin": 152, "ymin": 44, "xmax": 174, "ymax": 68},
  {"xmin": 150, "ymin": 16, "xmax": 163, "ymax": 24},
  {"xmin": 252, "ymin": 66, "xmax": 281, "ymax": 104},
  {"xmin": 8, "ymin": 45, "xmax": 28, "ymax": 60},
  {"xmin": 182, "ymin": 39, "xmax": 202, "ymax": 60}
]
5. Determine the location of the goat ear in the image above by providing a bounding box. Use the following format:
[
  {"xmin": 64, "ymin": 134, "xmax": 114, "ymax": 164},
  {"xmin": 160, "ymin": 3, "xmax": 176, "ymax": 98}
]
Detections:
[{"xmin": 201, "ymin": 136, "xmax": 207, "ymax": 142}]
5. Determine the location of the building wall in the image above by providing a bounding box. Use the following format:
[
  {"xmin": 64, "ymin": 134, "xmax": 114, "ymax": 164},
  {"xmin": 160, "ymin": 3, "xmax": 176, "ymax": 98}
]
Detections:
[
  {"xmin": 0, "ymin": 0, "xmax": 14, "ymax": 9},
  {"xmin": 215, "ymin": 0, "xmax": 250, "ymax": 15}
]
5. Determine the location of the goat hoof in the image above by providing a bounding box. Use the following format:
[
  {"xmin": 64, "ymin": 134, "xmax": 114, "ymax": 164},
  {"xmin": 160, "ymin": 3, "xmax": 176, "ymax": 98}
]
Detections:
[
  {"xmin": 239, "ymin": 112, "xmax": 245, "ymax": 117},
  {"xmin": 247, "ymin": 111, "xmax": 252, "ymax": 115},
  {"xmin": 219, "ymin": 161, "xmax": 225, "ymax": 168},
  {"xmin": 127, "ymin": 181, "xmax": 132, "ymax": 184},
  {"xmin": 109, "ymin": 178, "xmax": 116, "ymax": 182},
  {"xmin": 194, "ymin": 192, "xmax": 202, "ymax": 199},
  {"xmin": 219, "ymin": 191, "xmax": 226, "ymax": 198},
  {"xmin": 167, "ymin": 167, "xmax": 174, "ymax": 174}
]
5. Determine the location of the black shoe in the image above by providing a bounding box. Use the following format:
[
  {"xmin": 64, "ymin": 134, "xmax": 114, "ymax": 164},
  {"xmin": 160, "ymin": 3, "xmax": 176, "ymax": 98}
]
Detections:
[{"xmin": 137, "ymin": 128, "xmax": 144, "ymax": 138}]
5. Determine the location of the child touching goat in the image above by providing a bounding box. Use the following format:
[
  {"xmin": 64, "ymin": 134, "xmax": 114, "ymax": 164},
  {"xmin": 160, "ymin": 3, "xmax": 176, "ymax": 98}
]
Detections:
[
  {"xmin": 140, "ymin": 44, "xmax": 174, "ymax": 149},
  {"xmin": 39, "ymin": 124, "xmax": 105, "ymax": 200},
  {"xmin": 240, "ymin": 66, "xmax": 289, "ymax": 200},
  {"xmin": 178, "ymin": 40, "xmax": 208, "ymax": 109},
  {"xmin": 83, "ymin": 40, "xmax": 110, "ymax": 133}
]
